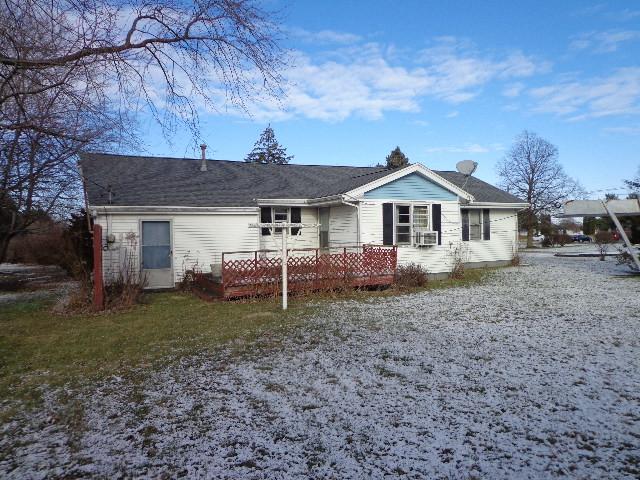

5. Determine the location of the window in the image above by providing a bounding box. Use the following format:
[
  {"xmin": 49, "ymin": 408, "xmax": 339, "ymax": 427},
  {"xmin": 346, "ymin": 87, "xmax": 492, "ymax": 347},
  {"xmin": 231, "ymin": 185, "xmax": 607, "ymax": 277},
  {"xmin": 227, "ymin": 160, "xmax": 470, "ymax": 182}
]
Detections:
[
  {"xmin": 384, "ymin": 203, "xmax": 441, "ymax": 246},
  {"xmin": 469, "ymin": 209, "xmax": 482, "ymax": 240},
  {"xmin": 395, "ymin": 205, "xmax": 411, "ymax": 244},
  {"xmin": 461, "ymin": 209, "xmax": 490, "ymax": 241},
  {"xmin": 413, "ymin": 206, "xmax": 430, "ymax": 233},
  {"xmin": 395, "ymin": 204, "xmax": 430, "ymax": 245},
  {"xmin": 273, "ymin": 207, "xmax": 288, "ymax": 234},
  {"xmin": 260, "ymin": 207, "xmax": 300, "ymax": 235}
]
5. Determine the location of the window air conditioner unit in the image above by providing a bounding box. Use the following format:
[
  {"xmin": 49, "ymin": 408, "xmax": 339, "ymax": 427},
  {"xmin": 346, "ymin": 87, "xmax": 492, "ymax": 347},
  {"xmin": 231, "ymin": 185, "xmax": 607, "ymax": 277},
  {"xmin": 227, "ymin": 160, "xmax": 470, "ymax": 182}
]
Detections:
[{"xmin": 415, "ymin": 231, "xmax": 438, "ymax": 246}]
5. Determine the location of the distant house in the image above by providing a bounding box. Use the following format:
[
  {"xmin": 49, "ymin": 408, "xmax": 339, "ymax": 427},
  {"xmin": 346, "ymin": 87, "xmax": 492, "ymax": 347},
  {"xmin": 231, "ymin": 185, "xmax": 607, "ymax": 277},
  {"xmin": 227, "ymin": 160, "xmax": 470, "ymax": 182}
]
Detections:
[{"xmin": 80, "ymin": 153, "xmax": 527, "ymax": 289}]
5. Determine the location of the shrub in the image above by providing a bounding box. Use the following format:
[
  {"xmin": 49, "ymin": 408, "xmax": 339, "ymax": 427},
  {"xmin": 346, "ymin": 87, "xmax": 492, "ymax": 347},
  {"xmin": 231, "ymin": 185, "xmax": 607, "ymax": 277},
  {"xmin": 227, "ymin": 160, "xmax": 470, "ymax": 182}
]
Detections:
[
  {"xmin": 552, "ymin": 233, "xmax": 571, "ymax": 246},
  {"xmin": 395, "ymin": 263, "xmax": 428, "ymax": 288},
  {"xmin": 0, "ymin": 273, "xmax": 22, "ymax": 291},
  {"xmin": 594, "ymin": 231, "xmax": 614, "ymax": 261},
  {"xmin": 448, "ymin": 242, "xmax": 466, "ymax": 279}
]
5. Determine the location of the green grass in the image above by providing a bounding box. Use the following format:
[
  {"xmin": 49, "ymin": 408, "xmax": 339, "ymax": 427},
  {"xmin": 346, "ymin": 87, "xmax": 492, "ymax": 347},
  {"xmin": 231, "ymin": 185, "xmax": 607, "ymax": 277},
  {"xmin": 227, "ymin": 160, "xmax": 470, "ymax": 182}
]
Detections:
[
  {"xmin": 0, "ymin": 267, "xmax": 492, "ymax": 407},
  {"xmin": 0, "ymin": 292, "xmax": 308, "ymax": 405}
]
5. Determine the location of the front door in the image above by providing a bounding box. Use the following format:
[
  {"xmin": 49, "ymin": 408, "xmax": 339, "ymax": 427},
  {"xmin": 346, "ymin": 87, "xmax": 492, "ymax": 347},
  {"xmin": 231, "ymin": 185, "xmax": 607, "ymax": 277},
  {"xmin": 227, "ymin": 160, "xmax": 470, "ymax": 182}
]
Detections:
[{"xmin": 141, "ymin": 221, "xmax": 173, "ymax": 288}]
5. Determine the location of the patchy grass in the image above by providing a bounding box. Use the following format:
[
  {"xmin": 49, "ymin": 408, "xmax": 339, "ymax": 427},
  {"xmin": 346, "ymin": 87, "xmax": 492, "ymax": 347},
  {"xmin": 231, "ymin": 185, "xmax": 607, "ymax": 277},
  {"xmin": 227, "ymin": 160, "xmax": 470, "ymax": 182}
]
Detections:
[
  {"xmin": 0, "ymin": 292, "xmax": 308, "ymax": 405},
  {"xmin": 0, "ymin": 267, "xmax": 493, "ymax": 408}
]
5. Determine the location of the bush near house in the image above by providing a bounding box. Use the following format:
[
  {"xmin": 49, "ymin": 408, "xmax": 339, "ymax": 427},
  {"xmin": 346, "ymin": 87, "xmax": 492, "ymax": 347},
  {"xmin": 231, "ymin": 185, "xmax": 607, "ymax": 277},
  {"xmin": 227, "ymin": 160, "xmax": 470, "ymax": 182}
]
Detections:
[{"xmin": 395, "ymin": 263, "xmax": 429, "ymax": 287}]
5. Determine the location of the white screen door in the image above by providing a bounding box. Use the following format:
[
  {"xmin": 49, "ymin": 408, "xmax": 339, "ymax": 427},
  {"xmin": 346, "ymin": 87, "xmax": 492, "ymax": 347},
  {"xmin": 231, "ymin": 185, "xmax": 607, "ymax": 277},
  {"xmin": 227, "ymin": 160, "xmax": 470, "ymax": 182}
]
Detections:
[{"xmin": 141, "ymin": 221, "xmax": 173, "ymax": 288}]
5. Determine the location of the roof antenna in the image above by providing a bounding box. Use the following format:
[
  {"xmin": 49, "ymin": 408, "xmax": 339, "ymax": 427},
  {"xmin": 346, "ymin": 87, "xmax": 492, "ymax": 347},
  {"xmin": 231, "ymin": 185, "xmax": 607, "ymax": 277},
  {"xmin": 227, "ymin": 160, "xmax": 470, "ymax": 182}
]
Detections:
[
  {"xmin": 200, "ymin": 144, "xmax": 207, "ymax": 172},
  {"xmin": 456, "ymin": 159, "xmax": 478, "ymax": 191}
]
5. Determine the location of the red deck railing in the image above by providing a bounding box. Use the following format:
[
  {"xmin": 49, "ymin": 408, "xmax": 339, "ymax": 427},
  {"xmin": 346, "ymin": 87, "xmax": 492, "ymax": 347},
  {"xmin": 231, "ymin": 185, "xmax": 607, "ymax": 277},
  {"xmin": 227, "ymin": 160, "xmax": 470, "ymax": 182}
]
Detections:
[{"xmin": 212, "ymin": 245, "xmax": 397, "ymax": 298}]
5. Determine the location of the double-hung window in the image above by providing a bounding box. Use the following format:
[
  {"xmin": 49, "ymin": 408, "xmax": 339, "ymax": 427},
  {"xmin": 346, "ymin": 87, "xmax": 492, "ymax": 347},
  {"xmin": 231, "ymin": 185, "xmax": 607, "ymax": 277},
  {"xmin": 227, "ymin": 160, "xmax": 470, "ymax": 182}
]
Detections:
[
  {"xmin": 413, "ymin": 206, "xmax": 430, "ymax": 239},
  {"xmin": 395, "ymin": 205, "xmax": 411, "ymax": 245},
  {"xmin": 461, "ymin": 208, "xmax": 491, "ymax": 241},
  {"xmin": 260, "ymin": 207, "xmax": 302, "ymax": 236},
  {"xmin": 468, "ymin": 209, "xmax": 482, "ymax": 240},
  {"xmin": 273, "ymin": 207, "xmax": 288, "ymax": 234},
  {"xmin": 395, "ymin": 204, "xmax": 431, "ymax": 245}
]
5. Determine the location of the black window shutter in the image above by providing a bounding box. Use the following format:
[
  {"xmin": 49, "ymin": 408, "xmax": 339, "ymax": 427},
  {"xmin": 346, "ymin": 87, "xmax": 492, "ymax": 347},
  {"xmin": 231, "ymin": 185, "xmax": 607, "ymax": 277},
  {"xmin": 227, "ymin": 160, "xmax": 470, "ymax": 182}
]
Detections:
[
  {"xmin": 432, "ymin": 204, "xmax": 442, "ymax": 245},
  {"xmin": 291, "ymin": 207, "xmax": 301, "ymax": 235},
  {"xmin": 483, "ymin": 209, "xmax": 491, "ymax": 240},
  {"xmin": 461, "ymin": 209, "xmax": 469, "ymax": 241},
  {"xmin": 260, "ymin": 207, "xmax": 271, "ymax": 236},
  {"xmin": 383, "ymin": 203, "xmax": 394, "ymax": 245}
]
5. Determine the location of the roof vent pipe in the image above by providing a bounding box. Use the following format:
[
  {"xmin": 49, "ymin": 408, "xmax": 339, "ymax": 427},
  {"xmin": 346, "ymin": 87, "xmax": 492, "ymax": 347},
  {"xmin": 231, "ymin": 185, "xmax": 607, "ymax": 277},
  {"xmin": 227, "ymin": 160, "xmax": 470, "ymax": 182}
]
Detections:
[{"xmin": 200, "ymin": 144, "xmax": 207, "ymax": 172}]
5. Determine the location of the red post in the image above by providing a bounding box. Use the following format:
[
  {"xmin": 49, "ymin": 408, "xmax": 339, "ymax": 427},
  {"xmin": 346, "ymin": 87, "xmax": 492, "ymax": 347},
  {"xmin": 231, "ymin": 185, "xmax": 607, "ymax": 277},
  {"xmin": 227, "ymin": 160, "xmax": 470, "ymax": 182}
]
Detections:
[
  {"xmin": 92, "ymin": 224, "xmax": 104, "ymax": 310},
  {"xmin": 343, "ymin": 247, "xmax": 347, "ymax": 280}
]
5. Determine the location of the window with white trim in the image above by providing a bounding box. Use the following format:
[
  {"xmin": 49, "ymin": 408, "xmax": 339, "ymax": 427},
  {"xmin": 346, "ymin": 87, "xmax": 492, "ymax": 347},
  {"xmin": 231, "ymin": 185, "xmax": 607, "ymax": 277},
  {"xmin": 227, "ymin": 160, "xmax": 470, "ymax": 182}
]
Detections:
[
  {"xmin": 413, "ymin": 206, "xmax": 430, "ymax": 235},
  {"xmin": 395, "ymin": 204, "xmax": 431, "ymax": 245},
  {"xmin": 273, "ymin": 207, "xmax": 288, "ymax": 234},
  {"xmin": 461, "ymin": 208, "xmax": 490, "ymax": 241},
  {"xmin": 395, "ymin": 205, "xmax": 411, "ymax": 245},
  {"xmin": 468, "ymin": 209, "xmax": 482, "ymax": 240}
]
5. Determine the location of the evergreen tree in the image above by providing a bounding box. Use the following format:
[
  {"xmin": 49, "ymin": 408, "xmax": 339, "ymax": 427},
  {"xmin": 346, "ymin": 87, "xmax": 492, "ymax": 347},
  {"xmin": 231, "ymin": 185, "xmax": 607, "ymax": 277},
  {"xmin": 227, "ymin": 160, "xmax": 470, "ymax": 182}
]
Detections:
[
  {"xmin": 245, "ymin": 125, "xmax": 293, "ymax": 164},
  {"xmin": 385, "ymin": 147, "xmax": 409, "ymax": 169}
]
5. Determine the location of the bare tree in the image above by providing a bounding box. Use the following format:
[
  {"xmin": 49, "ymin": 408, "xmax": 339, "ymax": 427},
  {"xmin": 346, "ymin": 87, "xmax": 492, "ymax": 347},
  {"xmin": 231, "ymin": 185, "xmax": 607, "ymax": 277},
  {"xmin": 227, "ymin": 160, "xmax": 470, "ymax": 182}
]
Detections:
[
  {"xmin": 625, "ymin": 166, "xmax": 640, "ymax": 192},
  {"xmin": 1, "ymin": 0, "xmax": 284, "ymax": 133},
  {"xmin": 0, "ymin": 0, "xmax": 285, "ymax": 262},
  {"xmin": 497, "ymin": 131, "xmax": 583, "ymax": 248}
]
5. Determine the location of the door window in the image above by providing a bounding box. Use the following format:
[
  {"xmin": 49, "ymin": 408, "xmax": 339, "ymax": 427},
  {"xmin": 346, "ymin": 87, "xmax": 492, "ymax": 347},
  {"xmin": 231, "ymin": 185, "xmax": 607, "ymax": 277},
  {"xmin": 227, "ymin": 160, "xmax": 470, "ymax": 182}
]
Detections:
[{"xmin": 142, "ymin": 221, "xmax": 171, "ymax": 269}]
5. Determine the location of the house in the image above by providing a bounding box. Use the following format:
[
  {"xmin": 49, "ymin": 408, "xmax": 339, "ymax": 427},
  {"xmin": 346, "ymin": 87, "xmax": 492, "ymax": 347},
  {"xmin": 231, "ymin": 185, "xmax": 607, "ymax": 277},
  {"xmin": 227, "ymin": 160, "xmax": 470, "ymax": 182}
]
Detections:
[{"xmin": 80, "ymin": 152, "xmax": 527, "ymax": 289}]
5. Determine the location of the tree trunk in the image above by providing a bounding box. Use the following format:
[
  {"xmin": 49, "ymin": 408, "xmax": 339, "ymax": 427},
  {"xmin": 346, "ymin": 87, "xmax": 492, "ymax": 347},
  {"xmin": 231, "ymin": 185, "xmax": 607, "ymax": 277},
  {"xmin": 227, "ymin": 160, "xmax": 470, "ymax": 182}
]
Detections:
[
  {"xmin": 0, "ymin": 233, "xmax": 12, "ymax": 264},
  {"xmin": 0, "ymin": 211, "xmax": 17, "ymax": 263},
  {"xmin": 526, "ymin": 208, "xmax": 535, "ymax": 248}
]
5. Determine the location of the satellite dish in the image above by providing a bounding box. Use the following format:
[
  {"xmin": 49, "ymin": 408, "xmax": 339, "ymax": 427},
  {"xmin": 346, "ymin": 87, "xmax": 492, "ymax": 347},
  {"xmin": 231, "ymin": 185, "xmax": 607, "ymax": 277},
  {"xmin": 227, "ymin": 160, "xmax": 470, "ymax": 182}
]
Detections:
[{"xmin": 456, "ymin": 160, "xmax": 478, "ymax": 176}]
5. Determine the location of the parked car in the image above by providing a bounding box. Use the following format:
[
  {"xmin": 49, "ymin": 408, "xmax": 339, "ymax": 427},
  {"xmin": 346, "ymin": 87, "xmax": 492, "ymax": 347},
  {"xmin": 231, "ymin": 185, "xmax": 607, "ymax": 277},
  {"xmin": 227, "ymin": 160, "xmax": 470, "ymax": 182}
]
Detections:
[
  {"xmin": 572, "ymin": 234, "xmax": 592, "ymax": 243},
  {"xmin": 532, "ymin": 234, "xmax": 545, "ymax": 242}
]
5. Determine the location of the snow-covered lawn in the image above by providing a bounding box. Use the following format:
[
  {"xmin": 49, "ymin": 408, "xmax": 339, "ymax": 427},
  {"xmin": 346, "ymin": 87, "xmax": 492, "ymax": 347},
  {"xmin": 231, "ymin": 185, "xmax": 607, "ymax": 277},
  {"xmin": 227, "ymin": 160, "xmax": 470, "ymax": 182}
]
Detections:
[{"xmin": 2, "ymin": 254, "xmax": 639, "ymax": 478}]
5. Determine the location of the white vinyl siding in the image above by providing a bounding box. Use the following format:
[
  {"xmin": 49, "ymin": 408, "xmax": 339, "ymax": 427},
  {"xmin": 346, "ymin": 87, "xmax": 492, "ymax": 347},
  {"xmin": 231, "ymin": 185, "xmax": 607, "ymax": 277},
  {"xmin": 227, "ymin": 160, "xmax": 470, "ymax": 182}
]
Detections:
[
  {"xmin": 328, "ymin": 204, "xmax": 358, "ymax": 246},
  {"xmin": 359, "ymin": 201, "xmax": 519, "ymax": 274},
  {"xmin": 464, "ymin": 209, "xmax": 518, "ymax": 264},
  {"xmin": 96, "ymin": 212, "xmax": 259, "ymax": 285}
]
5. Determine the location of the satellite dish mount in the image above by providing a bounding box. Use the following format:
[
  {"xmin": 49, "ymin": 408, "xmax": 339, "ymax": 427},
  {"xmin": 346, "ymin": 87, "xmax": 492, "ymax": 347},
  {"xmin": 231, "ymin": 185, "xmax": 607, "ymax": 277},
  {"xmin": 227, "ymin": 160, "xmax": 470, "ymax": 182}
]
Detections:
[{"xmin": 456, "ymin": 160, "xmax": 478, "ymax": 192}]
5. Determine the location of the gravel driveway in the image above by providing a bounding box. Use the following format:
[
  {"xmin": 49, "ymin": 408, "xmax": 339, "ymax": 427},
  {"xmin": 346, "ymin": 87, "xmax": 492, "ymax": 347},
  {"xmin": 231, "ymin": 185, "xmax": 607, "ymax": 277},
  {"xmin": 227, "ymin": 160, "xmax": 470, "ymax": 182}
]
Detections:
[{"xmin": 3, "ymin": 253, "xmax": 639, "ymax": 479}]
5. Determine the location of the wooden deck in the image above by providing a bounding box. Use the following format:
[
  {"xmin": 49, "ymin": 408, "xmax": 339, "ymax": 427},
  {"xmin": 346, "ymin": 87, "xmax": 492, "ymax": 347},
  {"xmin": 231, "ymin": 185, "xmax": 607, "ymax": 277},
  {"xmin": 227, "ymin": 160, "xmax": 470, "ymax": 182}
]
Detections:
[{"xmin": 193, "ymin": 245, "xmax": 397, "ymax": 299}]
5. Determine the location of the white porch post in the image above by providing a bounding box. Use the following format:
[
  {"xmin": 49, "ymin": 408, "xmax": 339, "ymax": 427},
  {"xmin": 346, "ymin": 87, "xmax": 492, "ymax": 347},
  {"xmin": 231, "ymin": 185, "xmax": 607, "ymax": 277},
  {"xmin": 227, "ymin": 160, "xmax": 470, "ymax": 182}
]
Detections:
[
  {"xmin": 282, "ymin": 228, "xmax": 288, "ymax": 310},
  {"xmin": 249, "ymin": 221, "xmax": 319, "ymax": 310}
]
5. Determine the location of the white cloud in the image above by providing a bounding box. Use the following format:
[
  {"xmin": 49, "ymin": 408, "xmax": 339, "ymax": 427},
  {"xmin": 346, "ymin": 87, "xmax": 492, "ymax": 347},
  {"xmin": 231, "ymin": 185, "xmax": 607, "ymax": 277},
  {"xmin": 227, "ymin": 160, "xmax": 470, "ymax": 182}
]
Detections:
[
  {"xmin": 603, "ymin": 125, "xmax": 640, "ymax": 135},
  {"xmin": 503, "ymin": 82, "xmax": 525, "ymax": 98},
  {"xmin": 287, "ymin": 27, "xmax": 362, "ymax": 45},
  {"xmin": 416, "ymin": 38, "xmax": 549, "ymax": 104},
  {"xmin": 529, "ymin": 67, "xmax": 640, "ymax": 120},
  {"xmin": 446, "ymin": 111, "xmax": 459, "ymax": 118},
  {"xmin": 570, "ymin": 30, "xmax": 640, "ymax": 53},
  {"xmin": 216, "ymin": 37, "xmax": 548, "ymax": 122}
]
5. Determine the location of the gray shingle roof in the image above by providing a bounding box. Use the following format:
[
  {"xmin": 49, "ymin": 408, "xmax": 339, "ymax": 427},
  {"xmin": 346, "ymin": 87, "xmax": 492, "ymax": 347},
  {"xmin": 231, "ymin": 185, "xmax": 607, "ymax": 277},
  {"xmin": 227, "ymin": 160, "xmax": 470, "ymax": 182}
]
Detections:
[{"xmin": 80, "ymin": 153, "xmax": 525, "ymax": 207}]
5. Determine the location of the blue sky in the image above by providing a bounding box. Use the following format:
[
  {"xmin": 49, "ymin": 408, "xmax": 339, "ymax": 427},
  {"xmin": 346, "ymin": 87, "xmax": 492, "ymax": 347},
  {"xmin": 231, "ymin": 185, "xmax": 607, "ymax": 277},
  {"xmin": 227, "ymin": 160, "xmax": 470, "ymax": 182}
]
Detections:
[{"xmin": 141, "ymin": 0, "xmax": 640, "ymax": 197}]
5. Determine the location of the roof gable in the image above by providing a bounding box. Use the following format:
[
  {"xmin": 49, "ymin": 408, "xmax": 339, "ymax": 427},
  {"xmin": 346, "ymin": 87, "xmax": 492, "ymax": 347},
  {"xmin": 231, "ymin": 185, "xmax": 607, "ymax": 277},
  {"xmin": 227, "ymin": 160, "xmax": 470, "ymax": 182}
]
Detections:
[{"xmin": 363, "ymin": 172, "xmax": 458, "ymax": 200}]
